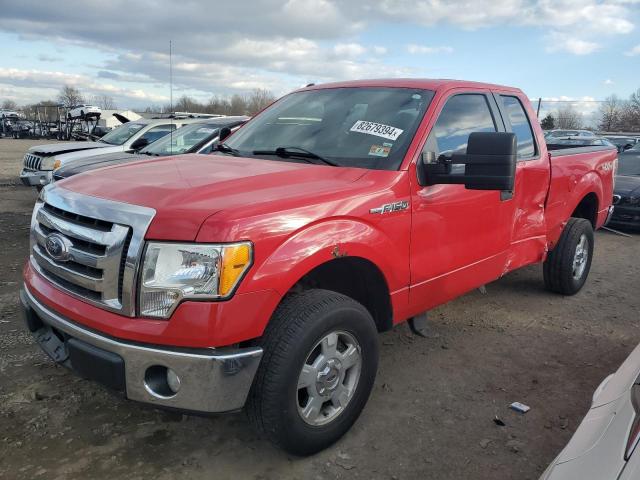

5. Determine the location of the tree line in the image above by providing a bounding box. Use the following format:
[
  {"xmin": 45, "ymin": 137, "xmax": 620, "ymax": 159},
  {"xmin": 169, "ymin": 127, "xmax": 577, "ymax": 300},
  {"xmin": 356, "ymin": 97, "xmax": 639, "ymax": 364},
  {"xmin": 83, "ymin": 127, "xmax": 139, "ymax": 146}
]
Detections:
[{"xmin": 539, "ymin": 88, "xmax": 640, "ymax": 132}]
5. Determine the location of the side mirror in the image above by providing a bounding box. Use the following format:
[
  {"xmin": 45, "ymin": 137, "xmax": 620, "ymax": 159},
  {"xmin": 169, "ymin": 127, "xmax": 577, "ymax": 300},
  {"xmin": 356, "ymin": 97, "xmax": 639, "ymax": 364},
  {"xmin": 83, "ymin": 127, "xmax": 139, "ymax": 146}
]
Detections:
[
  {"xmin": 624, "ymin": 144, "xmax": 633, "ymax": 151},
  {"xmin": 130, "ymin": 137, "xmax": 149, "ymax": 151},
  {"xmin": 219, "ymin": 127, "xmax": 232, "ymax": 143},
  {"xmin": 417, "ymin": 132, "xmax": 517, "ymax": 191}
]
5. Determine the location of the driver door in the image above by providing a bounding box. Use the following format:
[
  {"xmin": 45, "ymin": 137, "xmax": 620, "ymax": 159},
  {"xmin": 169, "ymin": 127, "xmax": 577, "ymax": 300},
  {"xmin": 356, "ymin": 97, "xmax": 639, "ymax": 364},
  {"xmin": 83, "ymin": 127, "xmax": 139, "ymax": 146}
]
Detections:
[{"xmin": 409, "ymin": 90, "xmax": 518, "ymax": 312}]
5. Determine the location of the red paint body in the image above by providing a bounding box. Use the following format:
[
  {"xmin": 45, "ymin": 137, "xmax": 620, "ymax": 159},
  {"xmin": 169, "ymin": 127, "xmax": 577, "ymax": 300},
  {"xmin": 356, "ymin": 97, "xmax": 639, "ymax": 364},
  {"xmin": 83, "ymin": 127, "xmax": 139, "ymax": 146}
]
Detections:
[{"xmin": 24, "ymin": 79, "xmax": 616, "ymax": 348}]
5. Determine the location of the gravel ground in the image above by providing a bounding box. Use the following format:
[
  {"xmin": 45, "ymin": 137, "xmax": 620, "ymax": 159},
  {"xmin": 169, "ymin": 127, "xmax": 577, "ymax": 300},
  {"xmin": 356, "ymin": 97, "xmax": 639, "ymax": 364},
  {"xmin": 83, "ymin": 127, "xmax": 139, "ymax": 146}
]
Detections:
[{"xmin": 0, "ymin": 137, "xmax": 639, "ymax": 480}]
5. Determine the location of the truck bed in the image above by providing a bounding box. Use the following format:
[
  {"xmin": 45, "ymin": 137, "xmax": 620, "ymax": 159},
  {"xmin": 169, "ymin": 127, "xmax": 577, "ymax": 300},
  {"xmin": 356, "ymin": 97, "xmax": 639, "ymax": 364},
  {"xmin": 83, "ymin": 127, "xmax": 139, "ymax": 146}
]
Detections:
[{"xmin": 545, "ymin": 144, "xmax": 617, "ymax": 245}]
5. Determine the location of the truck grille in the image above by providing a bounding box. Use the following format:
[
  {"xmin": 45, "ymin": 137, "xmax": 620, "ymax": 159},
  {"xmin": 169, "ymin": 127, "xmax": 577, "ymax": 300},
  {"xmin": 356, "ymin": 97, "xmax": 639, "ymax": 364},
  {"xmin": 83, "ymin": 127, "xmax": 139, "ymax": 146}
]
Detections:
[
  {"xmin": 23, "ymin": 153, "xmax": 43, "ymax": 171},
  {"xmin": 32, "ymin": 202, "xmax": 130, "ymax": 309},
  {"xmin": 30, "ymin": 185, "xmax": 156, "ymax": 316}
]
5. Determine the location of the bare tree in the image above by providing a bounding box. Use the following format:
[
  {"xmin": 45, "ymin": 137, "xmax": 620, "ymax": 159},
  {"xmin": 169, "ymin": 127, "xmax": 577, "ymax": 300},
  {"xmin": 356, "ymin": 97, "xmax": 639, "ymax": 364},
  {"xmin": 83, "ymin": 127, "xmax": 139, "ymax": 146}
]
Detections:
[
  {"xmin": 555, "ymin": 105, "xmax": 582, "ymax": 129},
  {"xmin": 598, "ymin": 95, "xmax": 623, "ymax": 132},
  {"xmin": 229, "ymin": 94, "xmax": 248, "ymax": 115},
  {"xmin": 246, "ymin": 89, "xmax": 276, "ymax": 115},
  {"xmin": 57, "ymin": 85, "xmax": 84, "ymax": 108},
  {"xmin": 153, "ymin": 89, "xmax": 277, "ymax": 116},
  {"xmin": 1, "ymin": 100, "xmax": 18, "ymax": 111},
  {"xmin": 92, "ymin": 95, "xmax": 116, "ymax": 110}
]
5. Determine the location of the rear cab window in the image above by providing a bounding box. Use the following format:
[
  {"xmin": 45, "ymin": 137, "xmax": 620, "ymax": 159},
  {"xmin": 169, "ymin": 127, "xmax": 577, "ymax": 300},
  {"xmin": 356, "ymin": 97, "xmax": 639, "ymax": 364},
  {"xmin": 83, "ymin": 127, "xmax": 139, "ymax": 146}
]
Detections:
[{"xmin": 499, "ymin": 95, "xmax": 537, "ymax": 159}]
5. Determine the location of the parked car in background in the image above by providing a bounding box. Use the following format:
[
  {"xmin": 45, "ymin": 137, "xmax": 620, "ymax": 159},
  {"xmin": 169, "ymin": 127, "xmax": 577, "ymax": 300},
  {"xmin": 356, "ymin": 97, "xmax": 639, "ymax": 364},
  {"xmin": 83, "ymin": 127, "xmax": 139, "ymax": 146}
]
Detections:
[
  {"xmin": 10, "ymin": 121, "xmax": 32, "ymax": 139},
  {"xmin": 545, "ymin": 137, "xmax": 615, "ymax": 150},
  {"xmin": 67, "ymin": 104, "xmax": 101, "ymax": 120},
  {"xmin": 609, "ymin": 144, "xmax": 640, "ymax": 231},
  {"xmin": 19, "ymin": 118, "xmax": 204, "ymax": 189},
  {"xmin": 606, "ymin": 136, "xmax": 639, "ymax": 153},
  {"xmin": 20, "ymin": 79, "xmax": 615, "ymax": 455},
  {"xmin": 53, "ymin": 116, "xmax": 249, "ymax": 181},
  {"xmin": 540, "ymin": 340, "xmax": 640, "ymax": 479},
  {"xmin": 545, "ymin": 129, "xmax": 597, "ymax": 139},
  {"xmin": 0, "ymin": 109, "xmax": 19, "ymax": 119}
]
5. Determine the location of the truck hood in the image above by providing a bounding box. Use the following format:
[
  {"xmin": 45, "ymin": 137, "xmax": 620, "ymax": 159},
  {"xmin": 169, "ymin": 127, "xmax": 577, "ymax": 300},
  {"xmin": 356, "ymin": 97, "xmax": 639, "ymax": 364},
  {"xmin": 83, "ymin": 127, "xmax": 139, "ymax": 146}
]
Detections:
[
  {"xmin": 56, "ymin": 152, "xmax": 139, "ymax": 178},
  {"xmin": 615, "ymin": 175, "xmax": 640, "ymax": 197},
  {"xmin": 57, "ymin": 154, "xmax": 367, "ymax": 241},
  {"xmin": 53, "ymin": 145, "xmax": 127, "ymax": 163},
  {"xmin": 29, "ymin": 141, "xmax": 109, "ymax": 156}
]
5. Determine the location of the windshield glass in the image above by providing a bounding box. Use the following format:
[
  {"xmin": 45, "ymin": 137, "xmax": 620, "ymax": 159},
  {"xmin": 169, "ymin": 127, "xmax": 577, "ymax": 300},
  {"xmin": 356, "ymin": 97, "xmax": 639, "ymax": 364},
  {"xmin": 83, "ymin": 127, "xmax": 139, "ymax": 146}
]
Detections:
[
  {"xmin": 141, "ymin": 123, "xmax": 219, "ymax": 155},
  {"xmin": 100, "ymin": 122, "xmax": 145, "ymax": 145},
  {"xmin": 222, "ymin": 87, "xmax": 434, "ymax": 170}
]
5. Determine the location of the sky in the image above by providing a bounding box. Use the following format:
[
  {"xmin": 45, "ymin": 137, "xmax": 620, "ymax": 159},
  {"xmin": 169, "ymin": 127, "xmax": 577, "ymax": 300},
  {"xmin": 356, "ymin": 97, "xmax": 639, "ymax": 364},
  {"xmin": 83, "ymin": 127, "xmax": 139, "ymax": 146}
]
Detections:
[{"xmin": 0, "ymin": 0, "xmax": 639, "ymax": 123}]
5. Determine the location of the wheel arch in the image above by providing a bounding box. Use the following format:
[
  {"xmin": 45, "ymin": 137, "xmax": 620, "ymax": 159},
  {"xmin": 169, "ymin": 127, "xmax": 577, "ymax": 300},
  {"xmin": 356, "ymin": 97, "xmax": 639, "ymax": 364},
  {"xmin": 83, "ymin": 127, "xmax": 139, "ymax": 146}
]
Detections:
[
  {"xmin": 245, "ymin": 218, "xmax": 407, "ymax": 337},
  {"xmin": 571, "ymin": 191, "xmax": 599, "ymax": 228}
]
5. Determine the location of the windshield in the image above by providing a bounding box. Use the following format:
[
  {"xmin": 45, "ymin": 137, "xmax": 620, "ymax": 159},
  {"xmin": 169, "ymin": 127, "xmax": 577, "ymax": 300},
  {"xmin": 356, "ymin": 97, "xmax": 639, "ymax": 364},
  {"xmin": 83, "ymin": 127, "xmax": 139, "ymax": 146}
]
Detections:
[
  {"xmin": 141, "ymin": 123, "xmax": 219, "ymax": 155},
  {"xmin": 100, "ymin": 122, "xmax": 145, "ymax": 145},
  {"xmin": 222, "ymin": 87, "xmax": 434, "ymax": 170}
]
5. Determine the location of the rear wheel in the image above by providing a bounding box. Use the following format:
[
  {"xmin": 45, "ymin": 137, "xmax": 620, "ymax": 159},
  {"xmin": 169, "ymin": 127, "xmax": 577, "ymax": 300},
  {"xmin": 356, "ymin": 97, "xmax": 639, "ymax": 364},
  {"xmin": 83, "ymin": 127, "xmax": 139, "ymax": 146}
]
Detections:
[
  {"xmin": 543, "ymin": 217, "xmax": 594, "ymax": 295},
  {"xmin": 246, "ymin": 289, "xmax": 379, "ymax": 455}
]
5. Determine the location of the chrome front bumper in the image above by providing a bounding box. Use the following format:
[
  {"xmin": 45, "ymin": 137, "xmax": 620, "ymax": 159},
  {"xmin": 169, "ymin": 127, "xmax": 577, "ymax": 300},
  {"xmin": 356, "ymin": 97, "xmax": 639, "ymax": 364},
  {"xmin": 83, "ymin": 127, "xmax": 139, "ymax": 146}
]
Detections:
[
  {"xmin": 20, "ymin": 286, "xmax": 263, "ymax": 413},
  {"xmin": 20, "ymin": 169, "xmax": 52, "ymax": 187}
]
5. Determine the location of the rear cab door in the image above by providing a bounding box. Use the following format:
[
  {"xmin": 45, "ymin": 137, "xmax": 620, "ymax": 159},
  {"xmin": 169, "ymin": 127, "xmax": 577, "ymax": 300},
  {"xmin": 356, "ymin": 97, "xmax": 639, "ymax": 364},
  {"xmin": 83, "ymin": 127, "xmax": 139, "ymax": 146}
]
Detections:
[
  {"xmin": 408, "ymin": 87, "xmax": 519, "ymax": 313},
  {"xmin": 492, "ymin": 90, "xmax": 550, "ymax": 270}
]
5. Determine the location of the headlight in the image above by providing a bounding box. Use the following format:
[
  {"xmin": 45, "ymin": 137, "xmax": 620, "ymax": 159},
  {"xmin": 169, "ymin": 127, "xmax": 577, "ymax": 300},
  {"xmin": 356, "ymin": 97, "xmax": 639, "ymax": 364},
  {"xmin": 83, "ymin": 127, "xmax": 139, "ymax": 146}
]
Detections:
[
  {"xmin": 40, "ymin": 157, "xmax": 62, "ymax": 171},
  {"xmin": 139, "ymin": 242, "xmax": 252, "ymax": 318}
]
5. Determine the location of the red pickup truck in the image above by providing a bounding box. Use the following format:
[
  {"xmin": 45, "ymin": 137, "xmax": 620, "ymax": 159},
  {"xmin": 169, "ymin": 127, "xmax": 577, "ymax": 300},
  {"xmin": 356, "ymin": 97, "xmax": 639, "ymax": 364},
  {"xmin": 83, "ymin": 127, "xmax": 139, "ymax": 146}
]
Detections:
[{"xmin": 20, "ymin": 79, "xmax": 616, "ymax": 455}]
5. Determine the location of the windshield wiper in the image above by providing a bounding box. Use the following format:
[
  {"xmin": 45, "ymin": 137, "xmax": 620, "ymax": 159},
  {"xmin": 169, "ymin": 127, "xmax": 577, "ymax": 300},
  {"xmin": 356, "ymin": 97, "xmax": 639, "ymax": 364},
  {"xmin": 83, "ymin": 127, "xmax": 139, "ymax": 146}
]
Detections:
[
  {"xmin": 214, "ymin": 143, "xmax": 241, "ymax": 156},
  {"xmin": 252, "ymin": 146, "xmax": 339, "ymax": 166}
]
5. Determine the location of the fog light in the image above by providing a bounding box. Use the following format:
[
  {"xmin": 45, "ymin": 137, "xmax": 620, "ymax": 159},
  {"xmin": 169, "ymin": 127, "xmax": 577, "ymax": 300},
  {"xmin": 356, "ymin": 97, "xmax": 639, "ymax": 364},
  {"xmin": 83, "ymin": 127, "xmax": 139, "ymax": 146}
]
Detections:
[{"xmin": 167, "ymin": 368, "xmax": 181, "ymax": 393}]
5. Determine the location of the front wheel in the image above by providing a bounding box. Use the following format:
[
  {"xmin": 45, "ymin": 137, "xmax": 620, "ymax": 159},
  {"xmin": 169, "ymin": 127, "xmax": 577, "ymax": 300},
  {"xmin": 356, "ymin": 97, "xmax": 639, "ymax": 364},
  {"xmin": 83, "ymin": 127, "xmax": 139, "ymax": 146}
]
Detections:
[
  {"xmin": 543, "ymin": 217, "xmax": 594, "ymax": 295},
  {"xmin": 246, "ymin": 289, "xmax": 379, "ymax": 455}
]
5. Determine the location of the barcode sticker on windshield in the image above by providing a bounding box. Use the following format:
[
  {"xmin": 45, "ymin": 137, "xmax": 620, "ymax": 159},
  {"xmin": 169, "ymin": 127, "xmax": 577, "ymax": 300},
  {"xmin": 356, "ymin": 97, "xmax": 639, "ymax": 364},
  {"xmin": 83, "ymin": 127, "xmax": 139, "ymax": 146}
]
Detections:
[{"xmin": 350, "ymin": 121, "xmax": 404, "ymax": 141}]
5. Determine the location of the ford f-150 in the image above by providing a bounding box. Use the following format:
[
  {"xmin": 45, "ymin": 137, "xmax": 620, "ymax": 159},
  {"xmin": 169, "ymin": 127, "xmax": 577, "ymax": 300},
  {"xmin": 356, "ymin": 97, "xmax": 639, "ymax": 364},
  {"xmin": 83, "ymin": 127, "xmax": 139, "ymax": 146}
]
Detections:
[{"xmin": 20, "ymin": 79, "xmax": 616, "ymax": 455}]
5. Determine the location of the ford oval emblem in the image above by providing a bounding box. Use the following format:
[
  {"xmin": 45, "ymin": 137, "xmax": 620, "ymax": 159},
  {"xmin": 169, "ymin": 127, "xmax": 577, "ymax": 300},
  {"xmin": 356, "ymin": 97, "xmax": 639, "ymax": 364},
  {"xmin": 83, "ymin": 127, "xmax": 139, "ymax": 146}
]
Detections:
[{"xmin": 44, "ymin": 233, "xmax": 72, "ymax": 262}]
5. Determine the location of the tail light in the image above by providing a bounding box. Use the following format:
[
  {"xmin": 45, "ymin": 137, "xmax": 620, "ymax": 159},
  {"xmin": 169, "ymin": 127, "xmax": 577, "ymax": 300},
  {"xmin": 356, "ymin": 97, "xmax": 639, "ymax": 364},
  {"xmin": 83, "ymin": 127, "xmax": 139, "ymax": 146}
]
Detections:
[{"xmin": 625, "ymin": 382, "xmax": 640, "ymax": 460}]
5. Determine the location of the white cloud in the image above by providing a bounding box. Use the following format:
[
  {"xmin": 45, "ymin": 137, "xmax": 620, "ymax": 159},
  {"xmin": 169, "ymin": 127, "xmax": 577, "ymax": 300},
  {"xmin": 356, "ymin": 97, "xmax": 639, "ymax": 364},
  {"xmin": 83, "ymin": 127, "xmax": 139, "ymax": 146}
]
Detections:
[
  {"xmin": 0, "ymin": 0, "xmax": 636, "ymax": 107},
  {"xmin": 406, "ymin": 44, "xmax": 454, "ymax": 54},
  {"xmin": 546, "ymin": 33, "xmax": 600, "ymax": 55},
  {"xmin": 625, "ymin": 44, "xmax": 640, "ymax": 56},
  {"xmin": 603, "ymin": 78, "xmax": 614, "ymax": 85},
  {"xmin": 0, "ymin": 68, "xmax": 169, "ymax": 104},
  {"xmin": 333, "ymin": 43, "xmax": 367, "ymax": 57}
]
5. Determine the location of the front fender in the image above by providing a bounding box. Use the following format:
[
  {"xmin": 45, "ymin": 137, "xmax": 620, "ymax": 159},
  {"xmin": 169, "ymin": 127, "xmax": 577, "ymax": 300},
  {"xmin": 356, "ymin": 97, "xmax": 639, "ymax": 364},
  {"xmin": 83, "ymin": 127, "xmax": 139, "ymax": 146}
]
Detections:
[{"xmin": 247, "ymin": 218, "xmax": 409, "ymax": 297}]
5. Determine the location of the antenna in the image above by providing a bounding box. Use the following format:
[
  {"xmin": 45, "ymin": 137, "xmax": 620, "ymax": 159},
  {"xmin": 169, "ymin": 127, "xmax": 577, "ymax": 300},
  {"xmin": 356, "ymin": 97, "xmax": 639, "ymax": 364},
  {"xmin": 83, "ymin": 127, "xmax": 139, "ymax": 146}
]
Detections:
[{"xmin": 169, "ymin": 40, "xmax": 173, "ymax": 153}]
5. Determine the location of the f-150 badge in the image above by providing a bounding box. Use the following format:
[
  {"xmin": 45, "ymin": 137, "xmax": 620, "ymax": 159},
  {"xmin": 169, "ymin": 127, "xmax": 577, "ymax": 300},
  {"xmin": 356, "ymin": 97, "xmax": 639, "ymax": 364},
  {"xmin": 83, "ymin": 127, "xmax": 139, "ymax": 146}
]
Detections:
[{"xmin": 370, "ymin": 200, "xmax": 409, "ymax": 214}]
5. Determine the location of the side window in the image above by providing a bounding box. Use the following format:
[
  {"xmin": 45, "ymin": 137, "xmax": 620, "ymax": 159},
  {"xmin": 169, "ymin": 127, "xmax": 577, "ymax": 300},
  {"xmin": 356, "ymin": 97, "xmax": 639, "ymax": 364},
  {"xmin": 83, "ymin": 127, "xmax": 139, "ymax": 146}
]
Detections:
[
  {"xmin": 500, "ymin": 96, "xmax": 536, "ymax": 159},
  {"xmin": 141, "ymin": 124, "xmax": 176, "ymax": 143},
  {"xmin": 424, "ymin": 94, "xmax": 497, "ymax": 159}
]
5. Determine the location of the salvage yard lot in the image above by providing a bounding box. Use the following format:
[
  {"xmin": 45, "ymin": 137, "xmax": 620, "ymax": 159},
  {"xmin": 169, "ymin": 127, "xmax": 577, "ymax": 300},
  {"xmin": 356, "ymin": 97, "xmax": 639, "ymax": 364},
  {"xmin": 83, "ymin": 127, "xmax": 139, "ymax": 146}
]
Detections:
[{"xmin": 0, "ymin": 138, "xmax": 638, "ymax": 480}]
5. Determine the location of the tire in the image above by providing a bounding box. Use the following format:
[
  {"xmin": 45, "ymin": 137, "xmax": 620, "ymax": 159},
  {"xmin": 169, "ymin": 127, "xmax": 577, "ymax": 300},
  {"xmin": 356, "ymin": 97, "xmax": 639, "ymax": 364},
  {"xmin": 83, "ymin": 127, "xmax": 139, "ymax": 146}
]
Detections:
[
  {"xmin": 247, "ymin": 289, "xmax": 379, "ymax": 455},
  {"xmin": 543, "ymin": 217, "xmax": 594, "ymax": 295}
]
